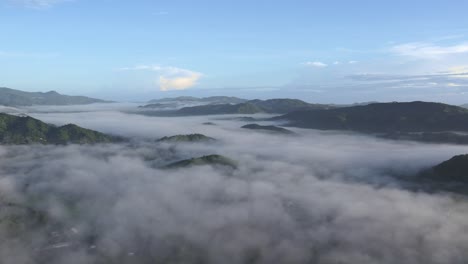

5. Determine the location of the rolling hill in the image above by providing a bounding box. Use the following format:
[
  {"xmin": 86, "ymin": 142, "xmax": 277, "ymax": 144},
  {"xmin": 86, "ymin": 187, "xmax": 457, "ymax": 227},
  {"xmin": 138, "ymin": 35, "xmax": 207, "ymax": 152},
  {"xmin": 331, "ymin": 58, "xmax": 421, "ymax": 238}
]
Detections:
[
  {"xmin": 0, "ymin": 113, "xmax": 121, "ymax": 144},
  {"xmin": 241, "ymin": 124, "xmax": 294, "ymax": 134},
  {"xmin": 422, "ymin": 154, "xmax": 468, "ymax": 183},
  {"xmin": 164, "ymin": 155, "xmax": 238, "ymax": 169},
  {"xmin": 157, "ymin": 134, "xmax": 216, "ymax": 143}
]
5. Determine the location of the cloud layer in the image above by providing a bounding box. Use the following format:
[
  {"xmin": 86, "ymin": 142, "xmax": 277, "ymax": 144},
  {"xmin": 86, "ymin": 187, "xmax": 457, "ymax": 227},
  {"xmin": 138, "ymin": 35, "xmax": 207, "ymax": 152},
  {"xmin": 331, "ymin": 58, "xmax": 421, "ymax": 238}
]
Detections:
[{"xmin": 0, "ymin": 105, "xmax": 467, "ymax": 263}]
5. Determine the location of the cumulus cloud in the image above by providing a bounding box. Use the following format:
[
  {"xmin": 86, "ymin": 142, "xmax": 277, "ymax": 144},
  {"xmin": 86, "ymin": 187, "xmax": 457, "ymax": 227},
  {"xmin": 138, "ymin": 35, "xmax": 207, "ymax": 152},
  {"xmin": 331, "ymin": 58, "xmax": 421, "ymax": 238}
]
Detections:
[
  {"xmin": 121, "ymin": 65, "xmax": 202, "ymax": 91},
  {"xmin": 392, "ymin": 42, "xmax": 468, "ymax": 59},
  {"xmin": 159, "ymin": 70, "xmax": 202, "ymax": 91},
  {"xmin": 1, "ymin": 105, "xmax": 468, "ymax": 263},
  {"xmin": 303, "ymin": 61, "xmax": 328, "ymax": 68},
  {"xmin": 8, "ymin": 0, "xmax": 72, "ymax": 8}
]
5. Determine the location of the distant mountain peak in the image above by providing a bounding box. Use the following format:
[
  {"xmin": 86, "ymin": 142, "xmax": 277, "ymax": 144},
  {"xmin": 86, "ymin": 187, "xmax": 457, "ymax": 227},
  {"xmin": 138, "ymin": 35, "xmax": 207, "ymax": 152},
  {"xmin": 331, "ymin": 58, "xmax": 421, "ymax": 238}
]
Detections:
[
  {"xmin": 0, "ymin": 87, "xmax": 110, "ymax": 106},
  {"xmin": 157, "ymin": 133, "xmax": 216, "ymax": 143}
]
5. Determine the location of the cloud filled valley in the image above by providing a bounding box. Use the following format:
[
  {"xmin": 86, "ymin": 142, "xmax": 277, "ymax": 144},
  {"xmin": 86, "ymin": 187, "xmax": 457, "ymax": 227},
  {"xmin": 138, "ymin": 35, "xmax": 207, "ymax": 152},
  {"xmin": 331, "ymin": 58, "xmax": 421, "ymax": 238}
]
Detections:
[{"xmin": 1, "ymin": 104, "xmax": 468, "ymax": 263}]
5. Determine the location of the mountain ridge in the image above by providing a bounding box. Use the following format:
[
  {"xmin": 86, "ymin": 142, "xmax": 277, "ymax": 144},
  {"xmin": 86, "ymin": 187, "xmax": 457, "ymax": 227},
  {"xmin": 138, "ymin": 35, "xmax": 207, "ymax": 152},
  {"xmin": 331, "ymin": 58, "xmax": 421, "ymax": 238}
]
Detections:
[
  {"xmin": 277, "ymin": 101, "xmax": 468, "ymax": 133},
  {"xmin": 0, "ymin": 87, "xmax": 111, "ymax": 106},
  {"xmin": 139, "ymin": 98, "xmax": 332, "ymax": 116},
  {"xmin": 0, "ymin": 113, "xmax": 121, "ymax": 144}
]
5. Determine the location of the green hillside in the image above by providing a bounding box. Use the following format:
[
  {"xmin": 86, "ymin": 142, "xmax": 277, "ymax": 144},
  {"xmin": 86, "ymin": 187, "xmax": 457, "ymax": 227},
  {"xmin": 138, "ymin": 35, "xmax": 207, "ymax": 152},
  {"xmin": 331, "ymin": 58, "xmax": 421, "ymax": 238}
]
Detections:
[
  {"xmin": 157, "ymin": 134, "xmax": 216, "ymax": 143},
  {"xmin": 279, "ymin": 101, "xmax": 468, "ymax": 133},
  {"xmin": 0, "ymin": 113, "xmax": 121, "ymax": 144},
  {"xmin": 241, "ymin": 124, "xmax": 294, "ymax": 134},
  {"xmin": 164, "ymin": 155, "xmax": 238, "ymax": 169}
]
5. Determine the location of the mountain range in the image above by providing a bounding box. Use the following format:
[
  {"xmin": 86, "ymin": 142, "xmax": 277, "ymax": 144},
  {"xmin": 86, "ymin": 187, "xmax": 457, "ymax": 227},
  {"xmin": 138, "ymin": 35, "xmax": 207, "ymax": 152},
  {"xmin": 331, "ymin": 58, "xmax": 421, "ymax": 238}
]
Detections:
[
  {"xmin": 140, "ymin": 99, "xmax": 331, "ymax": 116},
  {"xmin": 278, "ymin": 101, "xmax": 468, "ymax": 133},
  {"xmin": 0, "ymin": 87, "xmax": 110, "ymax": 106},
  {"xmin": 157, "ymin": 134, "xmax": 216, "ymax": 143},
  {"xmin": 147, "ymin": 96, "xmax": 247, "ymax": 105}
]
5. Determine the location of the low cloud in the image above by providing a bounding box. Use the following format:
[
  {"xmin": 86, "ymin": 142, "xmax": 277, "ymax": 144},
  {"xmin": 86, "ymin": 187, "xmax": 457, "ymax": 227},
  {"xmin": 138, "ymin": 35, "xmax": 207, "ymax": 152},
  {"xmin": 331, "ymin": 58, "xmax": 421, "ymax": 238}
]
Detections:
[
  {"xmin": 1, "ymin": 106, "xmax": 468, "ymax": 263},
  {"xmin": 121, "ymin": 65, "xmax": 202, "ymax": 91}
]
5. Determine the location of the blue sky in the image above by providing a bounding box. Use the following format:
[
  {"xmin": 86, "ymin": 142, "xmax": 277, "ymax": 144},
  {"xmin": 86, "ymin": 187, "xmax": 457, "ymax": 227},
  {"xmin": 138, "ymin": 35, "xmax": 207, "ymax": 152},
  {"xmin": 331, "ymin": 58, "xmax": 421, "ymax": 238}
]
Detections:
[{"xmin": 2, "ymin": 0, "xmax": 468, "ymax": 103}]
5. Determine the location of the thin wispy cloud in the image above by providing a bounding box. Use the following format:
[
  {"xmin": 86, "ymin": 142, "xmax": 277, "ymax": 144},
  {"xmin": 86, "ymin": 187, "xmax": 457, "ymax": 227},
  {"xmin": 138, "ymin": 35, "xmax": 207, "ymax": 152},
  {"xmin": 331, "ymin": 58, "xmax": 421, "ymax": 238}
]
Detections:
[
  {"xmin": 120, "ymin": 65, "xmax": 202, "ymax": 91},
  {"xmin": 8, "ymin": 0, "xmax": 73, "ymax": 8},
  {"xmin": 347, "ymin": 72, "xmax": 468, "ymax": 82},
  {"xmin": 303, "ymin": 61, "xmax": 328, "ymax": 67},
  {"xmin": 392, "ymin": 42, "xmax": 468, "ymax": 59}
]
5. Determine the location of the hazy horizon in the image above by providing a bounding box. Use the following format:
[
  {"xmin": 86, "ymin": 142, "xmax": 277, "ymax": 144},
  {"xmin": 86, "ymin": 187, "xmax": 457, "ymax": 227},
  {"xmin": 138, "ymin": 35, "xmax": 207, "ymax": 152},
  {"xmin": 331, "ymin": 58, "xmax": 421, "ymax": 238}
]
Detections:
[{"xmin": 2, "ymin": 1, "xmax": 468, "ymax": 103}]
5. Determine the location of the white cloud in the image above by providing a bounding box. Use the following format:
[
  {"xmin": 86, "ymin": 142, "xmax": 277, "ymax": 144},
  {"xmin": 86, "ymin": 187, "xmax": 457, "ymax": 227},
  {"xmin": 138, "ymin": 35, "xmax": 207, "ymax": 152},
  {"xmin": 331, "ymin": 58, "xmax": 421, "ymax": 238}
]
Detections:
[
  {"xmin": 159, "ymin": 73, "xmax": 202, "ymax": 91},
  {"xmin": 9, "ymin": 0, "xmax": 72, "ymax": 8},
  {"xmin": 303, "ymin": 61, "xmax": 328, "ymax": 68},
  {"xmin": 120, "ymin": 65, "xmax": 202, "ymax": 91},
  {"xmin": 447, "ymin": 82, "xmax": 464, "ymax": 87},
  {"xmin": 348, "ymin": 60, "xmax": 358, "ymax": 64},
  {"xmin": 392, "ymin": 42, "xmax": 468, "ymax": 59},
  {"xmin": 447, "ymin": 66, "xmax": 468, "ymax": 78}
]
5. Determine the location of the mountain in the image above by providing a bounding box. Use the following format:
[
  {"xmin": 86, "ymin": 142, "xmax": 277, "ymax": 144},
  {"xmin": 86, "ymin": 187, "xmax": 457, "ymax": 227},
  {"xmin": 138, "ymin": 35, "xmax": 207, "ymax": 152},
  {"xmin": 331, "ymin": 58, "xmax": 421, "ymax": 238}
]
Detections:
[
  {"xmin": 277, "ymin": 101, "xmax": 468, "ymax": 133},
  {"xmin": 247, "ymin": 99, "xmax": 328, "ymax": 113},
  {"xmin": 241, "ymin": 124, "xmax": 294, "ymax": 134},
  {"xmin": 147, "ymin": 96, "xmax": 247, "ymax": 105},
  {"xmin": 200, "ymin": 96, "xmax": 248, "ymax": 104},
  {"xmin": 422, "ymin": 154, "xmax": 468, "ymax": 183},
  {"xmin": 164, "ymin": 155, "xmax": 238, "ymax": 169},
  {"xmin": 176, "ymin": 102, "xmax": 263, "ymax": 115},
  {"xmin": 149, "ymin": 96, "xmax": 199, "ymax": 103},
  {"xmin": 157, "ymin": 134, "xmax": 216, "ymax": 143},
  {"xmin": 0, "ymin": 113, "xmax": 121, "ymax": 144},
  {"xmin": 0, "ymin": 87, "xmax": 110, "ymax": 106},
  {"xmin": 137, "ymin": 98, "xmax": 331, "ymax": 116},
  {"xmin": 460, "ymin": 103, "xmax": 468, "ymax": 109},
  {"xmin": 139, "ymin": 103, "xmax": 179, "ymax": 109},
  {"xmin": 382, "ymin": 131, "xmax": 468, "ymax": 145},
  {"xmin": 149, "ymin": 99, "xmax": 331, "ymax": 116}
]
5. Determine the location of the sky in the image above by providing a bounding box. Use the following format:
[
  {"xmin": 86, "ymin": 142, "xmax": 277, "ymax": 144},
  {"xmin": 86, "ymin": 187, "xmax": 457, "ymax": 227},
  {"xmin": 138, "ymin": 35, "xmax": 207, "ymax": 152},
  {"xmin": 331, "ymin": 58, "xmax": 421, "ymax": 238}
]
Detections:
[{"xmin": 1, "ymin": 0, "xmax": 468, "ymax": 103}]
